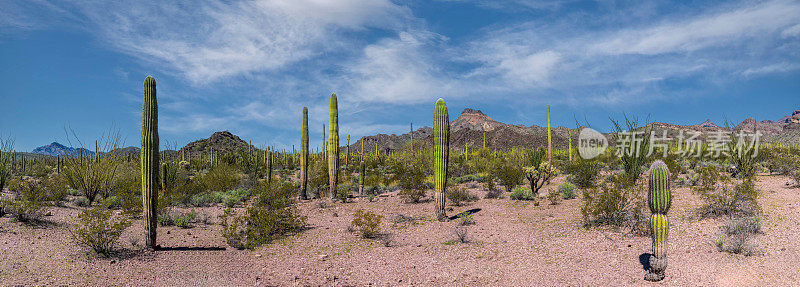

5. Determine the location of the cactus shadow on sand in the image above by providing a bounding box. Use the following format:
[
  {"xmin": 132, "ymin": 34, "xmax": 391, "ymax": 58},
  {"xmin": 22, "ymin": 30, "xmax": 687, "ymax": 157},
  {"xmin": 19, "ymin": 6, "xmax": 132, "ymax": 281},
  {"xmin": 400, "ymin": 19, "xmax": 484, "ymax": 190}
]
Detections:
[
  {"xmin": 158, "ymin": 246, "xmax": 227, "ymax": 251},
  {"xmin": 639, "ymin": 253, "xmax": 652, "ymax": 271},
  {"xmin": 447, "ymin": 208, "xmax": 481, "ymax": 221}
]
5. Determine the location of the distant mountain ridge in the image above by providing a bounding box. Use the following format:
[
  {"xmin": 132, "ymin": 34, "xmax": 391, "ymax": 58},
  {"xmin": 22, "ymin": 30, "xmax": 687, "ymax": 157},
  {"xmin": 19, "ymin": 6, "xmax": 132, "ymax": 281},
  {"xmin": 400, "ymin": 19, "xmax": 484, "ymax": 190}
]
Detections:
[{"xmin": 32, "ymin": 142, "xmax": 94, "ymax": 157}]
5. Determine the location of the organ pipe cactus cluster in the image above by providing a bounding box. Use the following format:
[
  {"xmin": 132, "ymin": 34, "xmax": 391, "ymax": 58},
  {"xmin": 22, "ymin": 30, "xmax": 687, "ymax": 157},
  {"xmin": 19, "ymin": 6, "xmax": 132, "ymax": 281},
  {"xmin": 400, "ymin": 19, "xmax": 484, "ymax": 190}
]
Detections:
[
  {"xmin": 433, "ymin": 98, "xmax": 449, "ymax": 221},
  {"xmin": 646, "ymin": 160, "xmax": 671, "ymax": 282},
  {"xmin": 328, "ymin": 93, "xmax": 339, "ymax": 200},
  {"xmin": 141, "ymin": 76, "xmax": 159, "ymax": 250},
  {"xmin": 300, "ymin": 107, "xmax": 309, "ymax": 200}
]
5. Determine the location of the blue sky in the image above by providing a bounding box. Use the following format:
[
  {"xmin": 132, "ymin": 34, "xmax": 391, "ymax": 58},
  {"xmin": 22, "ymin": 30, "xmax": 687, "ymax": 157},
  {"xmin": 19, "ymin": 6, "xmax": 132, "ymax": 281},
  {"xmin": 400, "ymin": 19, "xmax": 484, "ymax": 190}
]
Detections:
[{"xmin": 1, "ymin": 0, "xmax": 799, "ymax": 152}]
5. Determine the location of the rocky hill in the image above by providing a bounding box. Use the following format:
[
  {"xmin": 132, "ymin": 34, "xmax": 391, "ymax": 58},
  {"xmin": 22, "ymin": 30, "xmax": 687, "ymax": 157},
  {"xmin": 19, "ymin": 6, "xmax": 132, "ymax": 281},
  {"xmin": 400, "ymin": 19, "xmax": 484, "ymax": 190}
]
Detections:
[{"xmin": 180, "ymin": 131, "xmax": 259, "ymax": 156}]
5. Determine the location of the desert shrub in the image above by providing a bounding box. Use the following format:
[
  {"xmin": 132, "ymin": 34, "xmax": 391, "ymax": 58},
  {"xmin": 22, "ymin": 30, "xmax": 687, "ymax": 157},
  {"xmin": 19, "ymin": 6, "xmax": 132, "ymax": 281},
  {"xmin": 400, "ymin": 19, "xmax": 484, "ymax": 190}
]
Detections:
[
  {"xmin": 661, "ymin": 151, "xmax": 684, "ymax": 176},
  {"xmin": 0, "ymin": 138, "xmax": 12, "ymax": 192},
  {"xmin": 350, "ymin": 209, "xmax": 383, "ymax": 238},
  {"xmin": 716, "ymin": 216, "xmax": 762, "ymax": 256},
  {"xmin": 37, "ymin": 175, "xmax": 69, "ymax": 204},
  {"xmin": 451, "ymin": 226, "xmax": 469, "ymax": 243},
  {"xmin": 447, "ymin": 186, "xmax": 477, "ymax": 206},
  {"xmin": 559, "ymin": 182, "xmax": 577, "ymax": 199},
  {"xmin": 61, "ymin": 133, "xmax": 123, "ymax": 205},
  {"xmin": 565, "ymin": 158, "xmax": 600, "ymax": 189},
  {"xmin": 547, "ymin": 190, "xmax": 562, "ymax": 205},
  {"xmin": 175, "ymin": 209, "xmax": 197, "ymax": 228},
  {"xmin": 693, "ymin": 165, "xmax": 760, "ymax": 218},
  {"xmin": 219, "ymin": 182, "xmax": 306, "ymax": 249},
  {"xmin": 524, "ymin": 147, "xmax": 558, "ymax": 196},
  {"xmin": 2, "ymin": 178, "xmax": 49, "ymax": 222},
  {"xmin": 483, "ymin": 174, "xmax": 502, "ymax": 198},
  {"xmin": 611, "ymin": 116, "xmax": 652, "ymax": 187},
  {"xmin": 497, "ymin": 158, "xmax": 524, "ymax": 192},
  {"xmin": 391, "ymin": 159, "xmax": 428, "ymax": 203},
  {"xmin": 581, "ymin": 175, "xmax": 648, "ymax": 234},
  {"xmin": 307, "ymin": 159, "xmax": 329, "ymax": 197},
  {"xmin": 198, "ymin": 163, "xmax": 240, "ymax": 193},
  {"xmin": 157, "ymin": 212, "xmax": 175, "ymax": 226},
  {"xmin": 72, "ymin": 203, "xmax": 132, "ymax": 256},
  {"xmin": 72, "ymin": 196, "xmax": 91, "ymax": 207},
  {"xmin": 457, "ymin": 212, "xmax": 474, "ymax": 226},
  {"xmin": 510, "ymin": 187, "xmax": 536, "ymax": 201}
]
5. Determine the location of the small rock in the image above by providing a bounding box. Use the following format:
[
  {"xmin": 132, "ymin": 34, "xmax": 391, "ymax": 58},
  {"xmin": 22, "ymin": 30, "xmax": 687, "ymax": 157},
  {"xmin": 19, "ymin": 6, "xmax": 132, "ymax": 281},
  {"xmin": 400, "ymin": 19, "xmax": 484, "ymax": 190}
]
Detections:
[
  {"xmin": 45, "ymin": 212, "xmax": 53, "ymax": 216},
  {"xmin": 332, "ymin": 212, "xmax": 338, "ymax": 217},
  {"xmin": 318, "ymin": 254, "xmax": 329, "ymax": 261},
  {"xmin": 167, "ymin": 230, "xmax": 171, "ymax": 234},
  {"xmin": 110, "ymin": 260, "xmax": 116, "ymax": 264}
]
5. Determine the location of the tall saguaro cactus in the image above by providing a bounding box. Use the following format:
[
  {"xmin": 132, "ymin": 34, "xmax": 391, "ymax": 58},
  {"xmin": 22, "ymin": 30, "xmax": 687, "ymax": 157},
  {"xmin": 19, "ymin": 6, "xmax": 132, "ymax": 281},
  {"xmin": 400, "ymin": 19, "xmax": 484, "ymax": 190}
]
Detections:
[
  {"xmin": 410, "ymin": 122, "xmax": 414, "ymax": 152},
  {"xmin": 646, "ymin": 160, "xmax": 671, "ymax": 282},
  {"xmin": 299, "ymin": 108, "xmax": 309, "ymax": 200},
  {"xmin": 568, "ymin": 129, "xmax": 573, "ymax": 163},
  {"xmin": 433, "ymin": 98, "xmax": 450, "ymax": 221},
  {"xmin": 328, "ymin": 93, "xmax": 339, "ymax": 200},
  {"xmin": 547, "ymin": 105, "xmax": 552, "ymax": 167},
  {"xmin": 141, "ymin": 76, "xmax": 160, "ymax": 250}
]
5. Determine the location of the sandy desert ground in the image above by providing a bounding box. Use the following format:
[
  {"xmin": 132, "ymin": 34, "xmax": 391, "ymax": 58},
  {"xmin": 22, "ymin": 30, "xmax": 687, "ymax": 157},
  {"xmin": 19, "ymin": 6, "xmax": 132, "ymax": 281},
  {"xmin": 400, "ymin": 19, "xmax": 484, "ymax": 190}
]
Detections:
[{"xmin": 1, "ymin": 174, "xmax": 798, "ymax": 286}]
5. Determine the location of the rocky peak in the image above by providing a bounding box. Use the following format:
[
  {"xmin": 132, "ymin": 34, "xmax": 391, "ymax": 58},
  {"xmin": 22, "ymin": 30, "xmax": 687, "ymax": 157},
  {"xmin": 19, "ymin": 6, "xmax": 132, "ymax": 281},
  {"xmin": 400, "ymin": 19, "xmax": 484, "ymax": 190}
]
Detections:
[
  {"xmin": 697, "ymin": 119, "xmax": 718, "ymax": 128},
  {"xmin": 451, "ymin": 108, "xmax": 506, "ymax": 132}
]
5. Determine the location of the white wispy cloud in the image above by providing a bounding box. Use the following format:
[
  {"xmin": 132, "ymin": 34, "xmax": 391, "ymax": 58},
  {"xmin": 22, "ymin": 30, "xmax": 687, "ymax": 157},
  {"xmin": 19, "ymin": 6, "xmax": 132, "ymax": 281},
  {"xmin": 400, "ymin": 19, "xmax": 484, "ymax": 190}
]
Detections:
[
  {"xmin": 56, "ymin": 0, "xmax": 412, "ymax": 83},
  {"xmin": 591, "ymin": 0, "xmax": 800, "ymax": 55}
]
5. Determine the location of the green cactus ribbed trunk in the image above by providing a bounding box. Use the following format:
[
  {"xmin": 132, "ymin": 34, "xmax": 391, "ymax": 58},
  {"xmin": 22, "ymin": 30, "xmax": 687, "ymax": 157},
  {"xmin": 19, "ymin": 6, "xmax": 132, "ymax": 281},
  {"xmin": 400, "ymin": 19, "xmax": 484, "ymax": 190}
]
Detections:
[
  {"xmin": 547, "ymin": 105, "xmax": 552, "ymax": 167},
  {"xmin": 328, "ymin": 94, "xmax": 339, "ymax": 200},
  {"xmin": 300, "ymin": 107, "xmax": 309, "ymax": 200},
  {"xmin": 322, "ymin": 124, "xmax": 326, "ymax": 163},
  {"xmin": 266, "ymin": 148, "xmax": 273, "ymax": 187},
  {"xmin": 434, "ymin": 98, "xmax": 450, "ymax": 221},
  {"xmin": 646, "ymin": 160, "xmax": 671, "ymax": 282},
  {"xmin": 359, "ymin": 140, "xmax": 365, "ymax": 196},
  {"xmin": 345, "ymin": 135, "xmax": 350, "ymax": 167},
  {"xmin": 410, "ymin": 122, "xmax": 414, "ymax": 152},
  {"xmin": 141, "ymin": 76, "xmax": 159, "ymax": 250},
  {"xmin": 568, "ymin": 129, "xmax": 573, "ymax": 163}
]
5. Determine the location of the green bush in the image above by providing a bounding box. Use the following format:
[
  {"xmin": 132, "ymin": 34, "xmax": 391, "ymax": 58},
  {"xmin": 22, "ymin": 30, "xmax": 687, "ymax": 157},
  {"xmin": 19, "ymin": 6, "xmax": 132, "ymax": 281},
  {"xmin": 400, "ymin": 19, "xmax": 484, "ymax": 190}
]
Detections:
[
  {"xmin": 694, "ymin": 165, "xmax": 760, "ymax": 218},
  {"xmin": 351, "ymin": 209, "xmax": 383, "ymax": 238},
  {"xmin": 558, "ymin": 182, "xmax": 577, "ymax": 199},
  {"xmin": 497, "ymin": 158, "xmax": 524, "ymax": 192},
  {"xmin": 456, "ymin": 212, "xmax": 474, "ymax": 226},
  {"xmin": 175, "ymin": 209, "xmax": 197, "ymax": 228},
  {"xmin": 510, "ymin": 187, "xmax": 536, "ymax": 201},
  {"xmin": 219, "ymin": 182, "xmax": 306, "ymax": 249},
  {"xmin": 72, "ymin": 203, "xmax": 132, "ymax": 256},
  {"xmin": 199, "ymin": 163, "xmax": 240, "ymax": 193},
  {"xmin": 447, "ymin": 186, "xmax": 477, "ymax": 206},
  {"xmin": 565, "ymin": 158, "xmax": 600, "ymax": 189},
  {"xmin": 580, "ymin": 175, "xmax": 647, "ymax": 234},
  {"xmin": 392, "ymin": 159, "xmax": 428, "ymax": 203},
  {"xmin": 2, "ymin": 178, "xmax": 49, "ymax": 222}
]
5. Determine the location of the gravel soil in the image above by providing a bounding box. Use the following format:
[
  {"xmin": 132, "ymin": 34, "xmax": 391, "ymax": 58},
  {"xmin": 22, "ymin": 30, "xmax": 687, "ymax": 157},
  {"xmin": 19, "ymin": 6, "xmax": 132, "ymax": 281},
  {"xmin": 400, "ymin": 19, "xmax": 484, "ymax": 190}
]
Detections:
[{"xmin": 1, "ymin": 175, "xmax": 798, "ymax": 286}]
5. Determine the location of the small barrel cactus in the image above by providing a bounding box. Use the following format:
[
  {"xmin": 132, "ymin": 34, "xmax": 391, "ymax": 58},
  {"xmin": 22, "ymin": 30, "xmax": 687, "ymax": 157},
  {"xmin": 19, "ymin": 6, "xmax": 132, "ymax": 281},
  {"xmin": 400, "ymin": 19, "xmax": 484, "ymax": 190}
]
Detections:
[
  {"xmin": 646, "ymin": 160, "xmax": 671, "ymax": 282},
  {"xmin": 433, "ymin": 98, "xmax": 449, "ymax": 221}
]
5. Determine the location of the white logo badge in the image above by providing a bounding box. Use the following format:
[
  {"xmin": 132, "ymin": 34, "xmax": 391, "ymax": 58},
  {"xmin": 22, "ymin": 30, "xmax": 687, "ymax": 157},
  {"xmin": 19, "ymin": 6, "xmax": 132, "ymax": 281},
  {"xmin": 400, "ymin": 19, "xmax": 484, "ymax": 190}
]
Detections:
[{"xmin": 578, "ymin": 127, "xmax": 607, "ymax": 159}]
